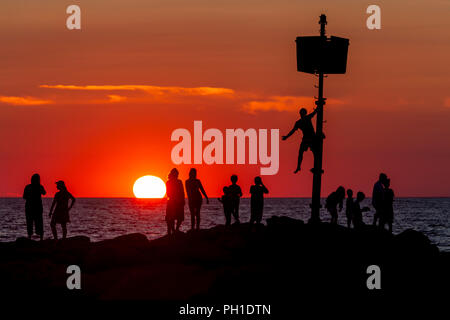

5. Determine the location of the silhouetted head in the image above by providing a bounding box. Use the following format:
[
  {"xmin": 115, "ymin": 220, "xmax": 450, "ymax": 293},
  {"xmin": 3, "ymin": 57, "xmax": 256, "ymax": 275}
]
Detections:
[
  {"xmin": 56, "ymin": 180, "xmax": 66, "ymax": 191},
  {"xmin": 384, "ymin": 178, "xmax": 391, "ymax": 188},
  {"xmin": 168, "ymin": 168, "xmax": 179, "ymax": 180},
  {"xmin": 357, "ymin": 191, "xmax": 365, "ymax": 202},
  {"xmin": 379, "ymin": 173, "xmax": 388, "ymax": 184},
  {"xmin": 231, "ymin": 175, "xmax": 238, "ymax": 184},
  {"xmin": 31, "ymin": 174, "xmax": 40, "ymax": 185},
  {"xmin": 337, "ymin": 186, "xmax": 345, "ymax": 198},
  {"xmin": 347, "ymin": 189, "xmax": 353, "ymax": 197},
  {"xmin": 254, "ymin": 176, "xmax": 262, "ymax": 185},
  {"xmin": 189, "ymin": 168, "xmax": 197, "ymax": 179},
  {"xmin": 299, "ymin": 108, "xmax": 307, "ymax": 118}
]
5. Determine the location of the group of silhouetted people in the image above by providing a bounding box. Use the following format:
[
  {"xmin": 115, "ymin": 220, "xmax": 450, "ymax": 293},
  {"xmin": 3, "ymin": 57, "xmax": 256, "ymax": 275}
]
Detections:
[
  {"xmin": 165, "ymin": 168, "xmax": 209, "ymax": 235},
  {"xmin": 325, "ymin": 173, "xmax": 395, "ymax": 232},
  {"xmin": 372, "ymin": 173, "xmax": 395, "ymax": 232},
  {"xmin": 23, "ymin": 174, "xmax": 75, "ymax": 240},
  {"xmin": 22, "ymin": 170, "xmax": 393, "ymax": 239},
  {"xmin": 165, "ymin": 169, "xmax": 269, "ymax": 235}
]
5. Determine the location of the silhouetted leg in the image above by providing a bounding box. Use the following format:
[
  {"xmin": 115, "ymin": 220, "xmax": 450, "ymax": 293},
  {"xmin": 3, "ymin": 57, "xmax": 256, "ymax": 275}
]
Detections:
[
  {"xmin": 50, "ymin": 221, "xmax": 58, "ymax": 240},
  {"xmin": 256, "ymin": 209, "xmax": 263, "ymax": 224},
  {"xmin": 35, "ymin": 213, "xmax": 44, "ymax": 241},
  {"xmin": 330, "ymin": 208, "xmax": 338, "ymax": 224},
  {"xmin": 225, "ymin": 210, "xmax": 231, "ymax": 226},
  {"xmin": 295, "ymin": 143, "xmax": 308, "ymax": 174},
  {"xmin": 25, "ymin": 211, "xmax": 33, "ymax": 238},
  {"xmin": 190, "ymin": 213, "xmax": 195, "ymax": 230},
  {"xmin": 231, "ymin": 205, "xmax": 240, "ymax": 223},
  {"xmin": 379, "ymin": 215, "xmax": 387, "ymax": 230},
  {"xmin": 196, "ymin": 208, "xmax": 201, "ymax": 230},
  {"xmin": 61, "ymin": 223, "xmax": 67, "ymax": 239},
  {"xmin": 249, "ymin": 210, "xmax": 255, "ymax": 224},
  {"xmin": 373, "ymin": 208, "xmax": 380, "ymax": 226},
  {"xmin": 176, "ymin": 219, "xmax": 182, "ymax": 231},
  {"xmin": 167, "ymin": 220, "xmax": 175, "ymax": 235},
  {"xmin": 188, "ymin": 204, "xmax": 194, "ymax": 230}
]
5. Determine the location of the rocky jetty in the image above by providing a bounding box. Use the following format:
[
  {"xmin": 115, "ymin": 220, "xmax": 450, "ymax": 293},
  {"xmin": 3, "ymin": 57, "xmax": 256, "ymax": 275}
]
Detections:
[{"xmin": 0, "ymin": 216, "xmax": 447, "ymax": 305}]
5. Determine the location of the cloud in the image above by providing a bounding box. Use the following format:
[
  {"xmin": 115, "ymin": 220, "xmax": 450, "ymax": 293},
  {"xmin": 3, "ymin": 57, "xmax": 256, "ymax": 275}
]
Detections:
[
  {"xmin": 242, "ymin": 95, "xmax": 345, "ymax": 113},
  {"xmin": 107, "ymin": 95, "xmax": 127, "ymax": 103},
  {"xmin": 40, "ymin": 84, "xmax": 235, "ymax": 97},
  {"xmin": 0, "ymin": 96, "xmax": 52, "ymax": 106}
]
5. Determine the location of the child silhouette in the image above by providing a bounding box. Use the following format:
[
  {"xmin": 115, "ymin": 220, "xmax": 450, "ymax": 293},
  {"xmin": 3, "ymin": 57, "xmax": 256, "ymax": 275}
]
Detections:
[
  {"xmin": 228, "ymin": 175, "xmax": 242, "ymax": 224},
  {"xmin": 218, "ymin": 186, "xmax": 232, "ymax": 226},
  {"xmin": 249, "ymin": 176, "xmax": 269, "ymax": 225}
]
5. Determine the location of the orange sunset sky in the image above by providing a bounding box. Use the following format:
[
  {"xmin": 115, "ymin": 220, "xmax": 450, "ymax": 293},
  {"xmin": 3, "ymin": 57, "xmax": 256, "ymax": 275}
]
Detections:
[{"xmin": 1, "ymin": 0, "xmax": 449, "ymax": 198}]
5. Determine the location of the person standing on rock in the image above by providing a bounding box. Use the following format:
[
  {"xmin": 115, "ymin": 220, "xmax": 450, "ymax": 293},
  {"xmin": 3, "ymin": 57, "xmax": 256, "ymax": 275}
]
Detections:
[
  {"xmin": 49, "ymin": 181, "xmax": 75, "ymax": 240},
  {"xmin": 345, "ymin": 189, "xmax": 354, "ymax": 228},
  {"xmin": 325, "ymin": 186, "xmax": 345, "ymax": 224},
  {"xmin": 352, "ymin": 192, "xmax": 370, "ymax": 229},
  {"xmin": 372, "ymin": 173, "xmax": 388, "ymax": 226},
  {"xmin": 185, "ymin": 168, "xmax": 209, "ymax": 231},
  {"xmin": 249, "ymin": 176, "xmax": 269, "ymax": 225},
  {"xmin": 165, "ymin": 168, "xmax": 185, "ymax": 235},
  {"xmin": 23, "ymin": 173, "xmax": 46, "ymax": 241},
  {"xmin": 381, "ymin": 178, "xmax": 395, "ymax": 233},
  {"xmin": 218, "ymin": 186, "xmax": 232, "ymax": 226},
  {"xmin": 228, "ymin": 175, "xmax": 242, "ymax": 224}
]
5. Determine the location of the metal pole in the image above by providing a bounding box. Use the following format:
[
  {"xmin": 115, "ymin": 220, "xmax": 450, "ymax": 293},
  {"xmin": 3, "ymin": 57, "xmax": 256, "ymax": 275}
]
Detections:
[{"xmin": 309, "ymin": 14, "xmax": 327, "ymax": 224}]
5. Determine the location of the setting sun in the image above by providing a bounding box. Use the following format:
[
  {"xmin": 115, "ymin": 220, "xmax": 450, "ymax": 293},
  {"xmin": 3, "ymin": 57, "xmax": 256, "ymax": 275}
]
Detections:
[{"xmin": 133, "ymin": 175, "xmax": 166, "ymax": 199}]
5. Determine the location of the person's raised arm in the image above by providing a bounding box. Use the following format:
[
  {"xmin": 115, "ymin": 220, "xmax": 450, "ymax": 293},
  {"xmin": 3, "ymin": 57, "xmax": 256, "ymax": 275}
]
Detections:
[
  {"xmin": 307, "ymin": 108, "xmax": 318, "ymax": 119},
  {"xmin": 199, "ymin": 181, "xmax": 209, "ymax": 204},
  {"xmin": 262, "ymin": 183, "xmax": 269, "ymax": 194},
  {"xmin": 41, "ymin": 185, "xmax": 46, "ymax": 196}
]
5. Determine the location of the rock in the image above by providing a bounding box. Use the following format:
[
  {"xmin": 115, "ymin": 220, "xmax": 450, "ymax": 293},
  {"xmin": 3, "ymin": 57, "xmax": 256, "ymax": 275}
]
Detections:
[
  {"xmin": 83, "ymin": 233, "xmax": 149, "ymax": 271},
  {"xmin": 0, "ymin": 219, "xmax": 446, "ymax": 303}
]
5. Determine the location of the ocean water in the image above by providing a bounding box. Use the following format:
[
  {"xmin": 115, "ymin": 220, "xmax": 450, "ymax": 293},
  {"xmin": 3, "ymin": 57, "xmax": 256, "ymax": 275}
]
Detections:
[{"xmin": 0, "ymin": 198, "xmax": 448, "ymax": 252}]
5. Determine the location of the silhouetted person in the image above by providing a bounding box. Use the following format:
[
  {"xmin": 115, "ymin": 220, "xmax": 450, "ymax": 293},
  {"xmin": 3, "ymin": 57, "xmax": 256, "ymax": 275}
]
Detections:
[
  {"xmin": 49, "ymin": 181, "xmax": 75, "ymax": 240},
  {"xmin": 228, "ymin": 175, "xmax": 242, "ymax": 224},
  {"xmin": 345, "ymin": 189, "xmax": 354, "ymax": 228},
  {"xmin": 23, "ymin": 174, "xmax": 46, "ymax": 240},
  {"xmin": 381, "ymin": 178, "xmax": 394, "ymax": 233},
  {"xmin": 352, "ymin": 191, "xmax": 370, "ymax": 229},
  {"xmin": 218, "ymin": 186, "xmax": 232, "ymax": 226},
  {"xmin": 165, "ymin": 168, "xmax": 185, "ymax": 235},
  {"xmin": 372, "ymin": 173, "xmax": 388, "ymax": 226},
  {"xmin": 282, "ymin": 107, "xmax": 318, "ymax": 173},
  {"xmin": 185, "ymin": 168, "xmax": 209, "ymax": 231},
  {"xmin": 249, "ymin": 176, "xmax": 269, "ymax": 225},
  {"xmin": 325, "ymin": 186, "xmax": 345, "ymax": 224}
]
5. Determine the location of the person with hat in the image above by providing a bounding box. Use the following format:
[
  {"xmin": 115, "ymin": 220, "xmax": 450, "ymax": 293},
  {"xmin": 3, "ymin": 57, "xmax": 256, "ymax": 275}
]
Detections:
[{"xmin": 49, "ymin": 180, "xmax": 76, "ymax": 240}]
